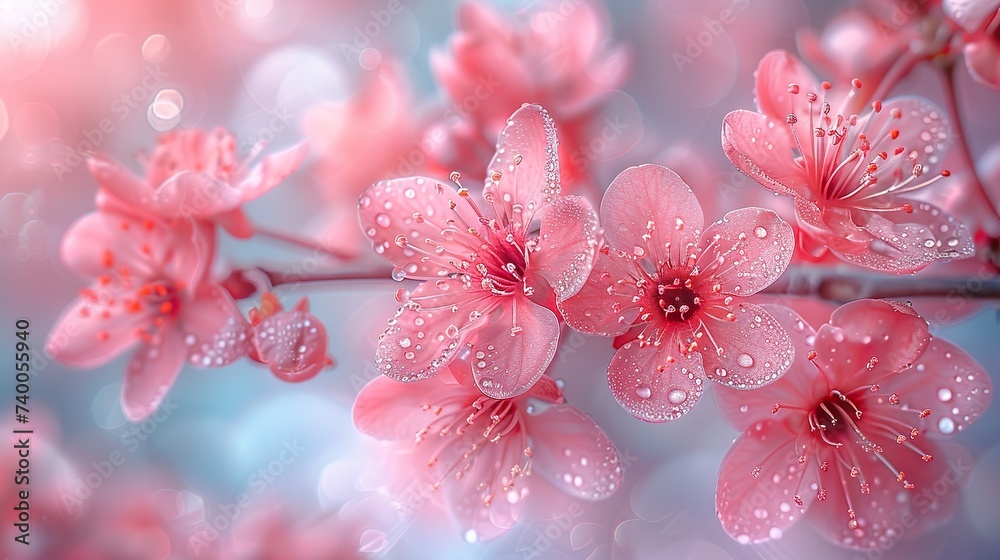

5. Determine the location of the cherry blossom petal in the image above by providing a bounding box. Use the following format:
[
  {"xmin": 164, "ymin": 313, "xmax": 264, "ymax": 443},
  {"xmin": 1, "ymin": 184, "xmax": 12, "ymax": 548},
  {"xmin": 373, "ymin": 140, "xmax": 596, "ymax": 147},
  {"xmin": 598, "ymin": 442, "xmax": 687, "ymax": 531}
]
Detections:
[
  {"xmin": 59, "ymin": 211, "xmax": 156, "ymax": 279},
  {"xmin": 87, "ymin": 155, "xmax": 152, "ymax": 212},
  {"xmin": 964, "ymin": 39, "xmax": 1000, "ymax": 89},
  {"xmin": 471, "ymin": 297, "xmax": 560, "ymax": 399},
  {"xmin": 558, "ymin": 250, "xmax": 641, "ymax": 337},
  {"xmin": 794, "ymin": 199, "xmax": 948, "ymax": 273},
  {"xmin": 440, "ymin": 444, "xmax": 520, "ymax": 543},
  {"xmin": 237, "ymin": 141, "xmax": 310, "ymax": 202},
  {"xmin": 700, "ymin": 302, "xmax": 793, "ymax": 390},
  {"xmin": 722, "ymin": 110, "xmax": 811, "ymax": 199},
  {"xmin": 698, "ymin": 208, "xmax": 794, "ymax": 296},
  {"xmin": 813, "ymin": 299, "xmax": 930, "ymax": 389},
  {"xmin": 353, "ymin": 374, "xmax": 451, "ymax": 441},
  {"xmin": 375, "ymin": 279, "xmax": 492, "ymax": 383},
  {"xmin": 858, "ymin": 97, "xmax": 952, "ymax": 174},
  {"xmin": 179, "ymin": 285, "xmax": 252, "ymax": 369},
  {"xmin": 526, "ymin": 403, "xmax": 623, "ymax": 501},
  {"xmin": 714, "ymin": 304, "xmax": 822, "ymax": 431},
  {"xmin": 359, "ymin": 177, "xmax": 482, "ymax": 279},
  {"xmin": 754, "ymin": 49, "xmax": 820, "ymax": 122},
  {"xmin": 529, "ymin": 194, "xmax": 599, "ymax": 301},
  {"xmin": 806, "ymin": 441, "xmax": 970, "ymax": 550},
  {"xmin": 887, "ymin": 338, "xmax": 993, "ymax": 437},
  {"xmin": 601, "ymin": 164, "xmax": 704, "ymax": 266},
  {"xmin": 943, "ymin": 0, "xmax": 1000, "ymax": 32},
  {"xmin": 216, "ymin": 208, "xmax": 255, "ymax": 239},
  {"xmin": 46, "ymin": 294, "xmax": 152, "ymax": 368},
  {"xmin": 153, "ymin": 171, "xmax": 243, "ymax": 219},
  {"xmin": 483, "ymin": 103, "xmax": 560, "ymax": 227},
  {"xmin": 608, "ymin": 336, "xmax": 705, "ymax": 422},
  {"xmin": 121, "ymin": 328, "xmax": 187, "ymax": 422},
  {"xmin": 255, "ymin": 307, "xmax": 330, "ymax": 382},
  {"xmin": 716, "ymin": 419, "xmax": 817, "ymax": 545}
]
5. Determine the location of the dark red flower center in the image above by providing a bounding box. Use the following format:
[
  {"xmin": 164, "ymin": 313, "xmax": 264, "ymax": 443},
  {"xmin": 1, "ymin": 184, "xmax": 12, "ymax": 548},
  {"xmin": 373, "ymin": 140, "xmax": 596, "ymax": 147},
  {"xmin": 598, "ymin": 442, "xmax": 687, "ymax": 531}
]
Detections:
[{"xmin": 657, "ymin": 284, "xmax": 699, "ymax": 322}]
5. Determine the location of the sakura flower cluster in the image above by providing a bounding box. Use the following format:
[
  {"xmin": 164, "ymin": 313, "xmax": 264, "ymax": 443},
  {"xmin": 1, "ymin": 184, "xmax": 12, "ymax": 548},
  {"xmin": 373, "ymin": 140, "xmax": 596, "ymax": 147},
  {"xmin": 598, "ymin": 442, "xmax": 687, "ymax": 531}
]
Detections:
[{"xmin": 46, "ymin": 127, "xmax": 332, "ymax": 421}]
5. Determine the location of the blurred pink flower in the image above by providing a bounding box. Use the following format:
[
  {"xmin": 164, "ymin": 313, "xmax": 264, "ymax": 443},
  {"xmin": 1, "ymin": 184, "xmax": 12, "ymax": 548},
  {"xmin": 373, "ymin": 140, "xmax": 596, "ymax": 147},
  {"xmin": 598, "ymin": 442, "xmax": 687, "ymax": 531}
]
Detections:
[
  {"xmin": 87, "ymin": 127, "xmax": 308, "ymax": 238},
  {"xmin": 944, "ymin": 0, "xmax": 1000, "ymax": 88},
  {"xmin": 796, "ymin": 8, "xmax": 916, "ymax": 106},
  {"xmin": 714, "ymin": 300, "xmax": 992, "ymax": 549},
  {"xmin": 301, "ymin": 62, "xmax": 423, "ymax": 257},
  {"xmin": 723, "ymin": 50, "xmax": 974, "ymax": 272},
  {"xmin": 559, "ymin": 164, "xmax": 795, "ymax": 422},
  {"xmin": 224, "ymin": 507, "xmax": 366, "ymax": 560},
  {"xmin": 428, "ymin": 0, "xmax": 629, "ymax": 195},
  {"xmin": 247, "ymin": 292, "xmax": 333, "ymax": 382},
  {"xmin": 358, "ymin": 103, "xmax": 598, "ymax": 399},
  {"xmin": 46, "ymin": 210, "xmax": 249, "ymax": 421},
  {"xmin": 353, "ymin": 362, "xmax": 622, "ymax": 542}
]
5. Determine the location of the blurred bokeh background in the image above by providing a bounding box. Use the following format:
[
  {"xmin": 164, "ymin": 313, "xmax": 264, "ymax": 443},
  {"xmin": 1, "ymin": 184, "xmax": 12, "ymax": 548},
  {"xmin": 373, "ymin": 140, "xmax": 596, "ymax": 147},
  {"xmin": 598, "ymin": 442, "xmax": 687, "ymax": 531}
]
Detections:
[{"xmin": 2, "ymin": 0, "xmax": 1000, "ymax": 558}]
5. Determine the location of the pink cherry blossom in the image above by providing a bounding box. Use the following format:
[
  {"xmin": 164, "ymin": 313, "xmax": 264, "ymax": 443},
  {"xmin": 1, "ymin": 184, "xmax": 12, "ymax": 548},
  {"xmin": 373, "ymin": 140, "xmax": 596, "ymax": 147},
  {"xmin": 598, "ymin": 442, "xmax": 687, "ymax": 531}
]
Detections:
[
  {"xmin": 944, "ymin": 0, "xmax": 1000, "ymax": 88},
  {"xmin": 428, "ymin": 0, "xmax": 630, "ymax": 195},
  {"xmin": 352, "ymin": 362, "xmax": 622, "ymax": 542},
  {"xmin": 559, "ymin": 164, "xmax": 796, "ymax": 422},
  {"xmin": 714, "ymin": 300, "xmax": 992, "ymax": 549},
  {"xmin": 723, "ymin": 49, "xmax": 975, "ymax": 272},
  {"xmin": 46, "ymin": 210, "xmax": 250, "ymax": 421},
  {"xmin": 358, "ymin": 103, "xmax": 599, "ymax": 399},
  {"xmin": 86, "ymin": 126, "xmax": 308, "ymax": 238},
  {"xmin": 247, "ymin": 292, "xmax": 333, "ymax": 382}
]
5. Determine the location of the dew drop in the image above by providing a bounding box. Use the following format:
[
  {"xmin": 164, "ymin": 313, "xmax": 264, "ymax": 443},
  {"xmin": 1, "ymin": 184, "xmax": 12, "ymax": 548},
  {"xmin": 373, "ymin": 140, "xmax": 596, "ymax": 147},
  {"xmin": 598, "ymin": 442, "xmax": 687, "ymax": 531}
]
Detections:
[
  {"xmin": 398, "ymin": 337, "xmax": 411, "ymax": 349},
  {"xmin": 391, "ymin": 267, "xmax": 406, "ymax": 282},
  {"xmin": 754, "ymin": 226, "xmax": 768, "ymax": 238},
  {"xmin": 936, "ymin": 388, "xmax": 952, "ymax": 402},
  {"xmin": 938, "ymin": 417, "xmax": 955, "ymax": 434},
  {"xmin": 667, "ymin": 389, "xmax": 687, "ymax": 404},
  {"xmin": 737, "ymin": 354, "xmax": 754, "ymax": 368},
  {"xmin": 375, "ymin": 214, "xmax": 391, "ymax": 228},
  {"xmin": 635, "ymin": 386, "xmax": 651, "ymax": 399}
]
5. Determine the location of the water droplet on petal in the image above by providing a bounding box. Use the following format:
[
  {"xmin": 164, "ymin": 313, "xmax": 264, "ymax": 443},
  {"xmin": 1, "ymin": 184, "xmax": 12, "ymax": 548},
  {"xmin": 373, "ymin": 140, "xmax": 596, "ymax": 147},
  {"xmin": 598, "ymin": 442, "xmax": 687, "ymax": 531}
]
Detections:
[
  {"xmin": 375, "ymin": 213, "xmax": 391, "ymax": 228},
  {"xmin": 938, "ymin": 417, "xmax": 955, "ymax": 434},
  {"xmin": 635, "ymin": 386, "xmax": 651, "ymax": 399},
  {"xmin": 667, "ymin": 389, "xmax": 687, "ymax": 404},
  {"xmin": 737, "ymin": 354, "xmax": 754, "ymax": 368},
  {"xmin": 754, "ymin": 226, "xmax": 767, "ymax": 238},
  {"xmin": 937, "ymin": 387, "xmax": 952, "ymax": 402}
]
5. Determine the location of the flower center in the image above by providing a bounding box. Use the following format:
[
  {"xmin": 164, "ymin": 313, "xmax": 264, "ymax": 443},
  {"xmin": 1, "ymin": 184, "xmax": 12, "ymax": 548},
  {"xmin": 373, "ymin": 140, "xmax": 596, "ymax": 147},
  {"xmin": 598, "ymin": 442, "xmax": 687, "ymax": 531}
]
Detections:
[
  {"xmin": 416, "ymin": 392, "xmax": 533, "ymax": 507},
  {"xmin": 657, "ymin": 284, "xmax": 699, "ymax": 322},
  {"xmin": 782, "ymin": 79, "xmax": 949, "ymax": 211}
]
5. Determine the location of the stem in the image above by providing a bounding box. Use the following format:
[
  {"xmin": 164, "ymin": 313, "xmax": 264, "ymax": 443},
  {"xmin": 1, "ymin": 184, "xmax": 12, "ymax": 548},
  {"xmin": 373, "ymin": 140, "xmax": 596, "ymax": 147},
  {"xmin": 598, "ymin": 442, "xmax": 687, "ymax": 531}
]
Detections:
[
  {"xmin": 249, "ymin": 264, "xmax": 1000, "ymax": 301},
  {"xmin": 261, "ymin": 266, "xmax": 394, "ymax": 288},
  {"xmin": 763, "ymin": 263, "xmax": 1000, "ymax": 302},
  {"xmin": 939, "ymin": 62, "xmax": 1000, "ymax": 229},
  {"xmin": 253, "ymin": 226, "xmax": 357, "ymax": 260}
]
